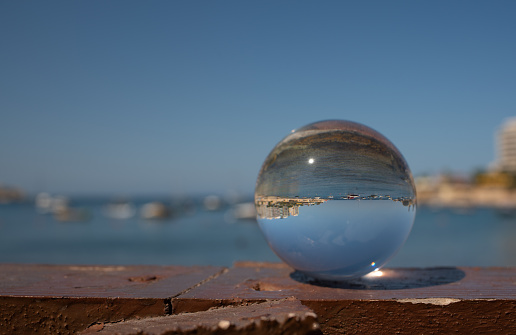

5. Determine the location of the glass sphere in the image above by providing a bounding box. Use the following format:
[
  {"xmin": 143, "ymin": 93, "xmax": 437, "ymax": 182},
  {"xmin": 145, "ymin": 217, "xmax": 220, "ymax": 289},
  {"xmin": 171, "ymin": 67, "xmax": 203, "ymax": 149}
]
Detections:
[{"xmin": 255, "ymin": 120, "xmax": 416, "ymax": 280}]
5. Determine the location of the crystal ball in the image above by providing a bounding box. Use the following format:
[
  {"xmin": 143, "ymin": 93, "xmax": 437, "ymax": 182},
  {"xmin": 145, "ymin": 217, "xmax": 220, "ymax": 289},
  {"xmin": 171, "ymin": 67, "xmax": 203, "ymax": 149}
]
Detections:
[{"xmin": 255, "ymin": 120, "xmax": 416, "ymax": 280}]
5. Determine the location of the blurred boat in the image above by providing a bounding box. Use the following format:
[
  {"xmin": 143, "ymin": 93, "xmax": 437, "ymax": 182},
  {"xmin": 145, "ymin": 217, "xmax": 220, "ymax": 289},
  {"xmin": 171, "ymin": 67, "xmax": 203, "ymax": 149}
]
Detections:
[
  {"xmin": 34, "ymin": 193, "xmax": 90, "ymax": 222},
  {"xmin": 35, "ymin": 193, "xmax": 69, "ymax": 214},
  {"xmin": 104, "ymin": 201, "xmax": 135, "ymax": 219},
  {"xmin": 54, "ymin": 207, "xmax": 90, "ymax": 222},
  {"xmin": 203, "ymin": 195, "xmax": 223, "ymax": 211},
  {"xmin": 226, "ymin": 202, "xmax": 257, "ymax": 223},
  {"xmin": 140, "ymin": 202, "xmax": 171, "ymax": 220}
]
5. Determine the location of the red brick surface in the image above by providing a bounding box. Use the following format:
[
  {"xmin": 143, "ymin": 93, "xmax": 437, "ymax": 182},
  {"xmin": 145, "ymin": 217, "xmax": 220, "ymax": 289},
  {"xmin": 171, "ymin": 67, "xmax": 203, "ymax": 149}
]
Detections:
[
  {"xmin": 174, "ymin": 262, "xmax": 516, "ymax": 334},
  {"xmin": 177, "ymin": 261, "xmax": 516, "ymax": 301},
  {"xmin": 0, "ymin": 264, "xmax": 224, "ymax": 334},
  {"xmin": 2, "ymin": 263, "xmax": 516, "ymax": 334},
  {"xmin": 0, "ymin": 263, "xmax": 224, "ymax": 298}
]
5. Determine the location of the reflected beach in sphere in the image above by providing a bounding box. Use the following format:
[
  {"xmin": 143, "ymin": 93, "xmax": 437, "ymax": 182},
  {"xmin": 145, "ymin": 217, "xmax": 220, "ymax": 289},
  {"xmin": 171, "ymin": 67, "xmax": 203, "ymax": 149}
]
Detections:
[{"xmin": 255, "ymin": 120, "xmax": 416, "ymax": 280}]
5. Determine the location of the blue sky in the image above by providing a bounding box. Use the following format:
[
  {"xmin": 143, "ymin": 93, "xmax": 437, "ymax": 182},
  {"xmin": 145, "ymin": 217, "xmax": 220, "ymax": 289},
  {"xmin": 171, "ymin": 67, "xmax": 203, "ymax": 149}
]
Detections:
[{"xmin": 1, "ymin": 1, "xmax": 515, "ymax": 196}]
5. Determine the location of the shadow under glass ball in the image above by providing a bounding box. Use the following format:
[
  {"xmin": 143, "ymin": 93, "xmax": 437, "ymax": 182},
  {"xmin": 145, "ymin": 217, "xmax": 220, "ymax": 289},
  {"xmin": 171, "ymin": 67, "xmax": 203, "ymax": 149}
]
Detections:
[{"xmin": 254, "ymin": 120, "xmax": 416, "ymax": 281}]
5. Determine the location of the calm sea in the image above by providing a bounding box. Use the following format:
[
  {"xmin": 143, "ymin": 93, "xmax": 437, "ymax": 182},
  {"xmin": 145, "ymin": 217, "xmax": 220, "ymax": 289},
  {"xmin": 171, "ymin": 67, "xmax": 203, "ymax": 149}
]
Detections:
[{"xmin": 1, "ymin": 198, "xmax": 515, "ymax": 268}]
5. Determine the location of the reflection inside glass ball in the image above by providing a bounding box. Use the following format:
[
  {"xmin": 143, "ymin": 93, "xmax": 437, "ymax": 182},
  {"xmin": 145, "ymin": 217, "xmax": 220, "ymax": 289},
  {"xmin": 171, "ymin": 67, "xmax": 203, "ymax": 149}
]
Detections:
[{"xmin": 254, "ymin": 120, "xmax": 416, "ymax": 280}]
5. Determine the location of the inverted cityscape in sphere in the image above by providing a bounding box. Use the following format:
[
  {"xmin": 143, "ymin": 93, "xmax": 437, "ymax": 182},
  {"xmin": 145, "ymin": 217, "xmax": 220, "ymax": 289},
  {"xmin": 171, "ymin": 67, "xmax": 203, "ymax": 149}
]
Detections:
[{"xmin": 255, "ymin": 120, "xmax": 417, "ymax": 280}]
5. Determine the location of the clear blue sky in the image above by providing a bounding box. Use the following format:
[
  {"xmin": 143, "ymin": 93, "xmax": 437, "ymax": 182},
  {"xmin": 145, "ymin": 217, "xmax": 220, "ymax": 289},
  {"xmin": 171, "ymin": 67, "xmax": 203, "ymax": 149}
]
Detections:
[{"xmin": 1, "ymin": 1, "xmax": 515, "ymax": 196}]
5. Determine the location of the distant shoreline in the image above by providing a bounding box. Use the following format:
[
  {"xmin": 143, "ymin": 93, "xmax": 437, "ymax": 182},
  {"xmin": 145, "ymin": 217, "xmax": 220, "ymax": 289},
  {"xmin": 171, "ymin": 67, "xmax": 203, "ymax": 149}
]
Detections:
[{"xmin": 417, "ymin": 185, "xmax": 516, "ymax": 209}]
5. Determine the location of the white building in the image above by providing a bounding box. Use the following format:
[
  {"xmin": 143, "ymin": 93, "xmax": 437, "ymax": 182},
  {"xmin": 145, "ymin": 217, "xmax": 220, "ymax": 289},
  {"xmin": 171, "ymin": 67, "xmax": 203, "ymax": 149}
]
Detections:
[{"xmin": 495, "ymin": 117, "xmax": 516, "ymax": 172}]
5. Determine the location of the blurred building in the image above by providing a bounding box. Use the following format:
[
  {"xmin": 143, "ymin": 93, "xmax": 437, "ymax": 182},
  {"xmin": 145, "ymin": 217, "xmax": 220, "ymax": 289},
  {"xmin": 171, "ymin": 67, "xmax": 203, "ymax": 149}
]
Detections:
[
  {"xmin": 416, "ymin": 117, "xmax": 516, "ymax": 208},
  {"xmin": 495, "ymin": 117, "xmax": 516, "ymax": 173}
]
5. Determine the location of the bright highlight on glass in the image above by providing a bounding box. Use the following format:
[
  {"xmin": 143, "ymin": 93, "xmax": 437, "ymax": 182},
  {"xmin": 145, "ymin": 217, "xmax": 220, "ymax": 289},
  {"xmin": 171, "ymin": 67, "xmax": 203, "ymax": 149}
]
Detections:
[{"xmin": 255, "ymin": 120, "xmax": 416, "ymax": 281}]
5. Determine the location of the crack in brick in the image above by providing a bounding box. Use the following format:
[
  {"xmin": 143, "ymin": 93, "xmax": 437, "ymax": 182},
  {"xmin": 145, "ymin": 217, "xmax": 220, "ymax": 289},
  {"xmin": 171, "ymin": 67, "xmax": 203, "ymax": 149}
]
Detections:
[{"xmin": 171, "ymin": 267, "xmax": 229, "ymax": 299}]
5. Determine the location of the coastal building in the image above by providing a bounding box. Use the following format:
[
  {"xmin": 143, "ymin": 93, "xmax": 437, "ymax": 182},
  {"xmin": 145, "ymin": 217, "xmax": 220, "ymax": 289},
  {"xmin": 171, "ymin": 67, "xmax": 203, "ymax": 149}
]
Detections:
[
  {"xmin": 416, "ymin": 117, "xmax": 516, "ymax": 208},
  {"xmin": 255, "ymin": 196, "xmax": 326, "ymax": 219},
  {"xmin": 495, "ymin": 117, "xmax": 516, "ymax": 173}
]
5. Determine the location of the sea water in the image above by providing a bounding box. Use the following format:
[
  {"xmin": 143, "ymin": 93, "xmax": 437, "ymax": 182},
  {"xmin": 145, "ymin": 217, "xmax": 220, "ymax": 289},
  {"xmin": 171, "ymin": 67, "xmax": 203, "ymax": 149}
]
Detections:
[{"xmin": 0, "ymin": 201, "xmax": 515, "ymax": 268}]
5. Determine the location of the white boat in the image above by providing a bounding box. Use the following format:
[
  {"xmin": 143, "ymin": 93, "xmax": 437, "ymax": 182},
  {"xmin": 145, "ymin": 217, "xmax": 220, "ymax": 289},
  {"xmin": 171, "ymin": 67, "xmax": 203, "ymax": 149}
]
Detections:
[
  {"xmin": 104, "ymin": 202, "xmax": 135, "ymax": 219},
  {"xmin": 140, "ymin": 202, "xmax": 171, "ymax": 220}
]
